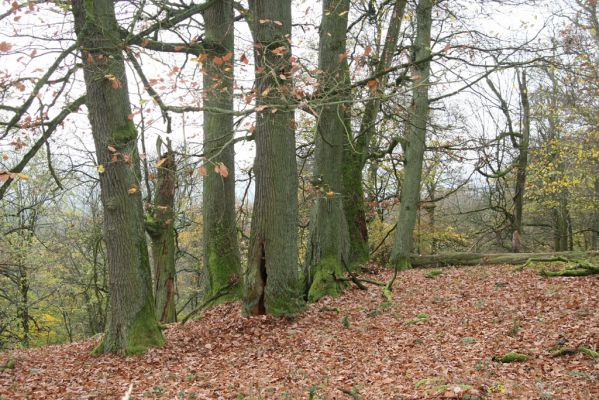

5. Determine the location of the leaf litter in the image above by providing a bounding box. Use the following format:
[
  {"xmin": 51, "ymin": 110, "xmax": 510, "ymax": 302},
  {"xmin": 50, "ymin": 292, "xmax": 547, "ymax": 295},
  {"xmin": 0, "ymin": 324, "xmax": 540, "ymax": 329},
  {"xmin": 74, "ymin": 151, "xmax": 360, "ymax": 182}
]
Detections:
[{"xmin": 0, "ymin": 264, "xmax": 597, "ymax": 399}]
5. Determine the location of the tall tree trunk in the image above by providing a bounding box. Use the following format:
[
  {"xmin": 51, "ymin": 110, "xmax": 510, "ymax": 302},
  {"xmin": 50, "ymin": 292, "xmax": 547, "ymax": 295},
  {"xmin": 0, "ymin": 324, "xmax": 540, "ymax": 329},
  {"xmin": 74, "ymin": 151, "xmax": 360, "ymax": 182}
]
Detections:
[
  {"xmin": 146, "ymin": 145, "xmax": 177, "ymax": 323},
  {"xmin": 202, "ymin": 0, "xmax": 241, "ymax": 300},
  {"xmin": 243, "ymin": 0, "xmax": 304, "ymax": 316},
  {"xmin": 18, "ymin": 265, "xmax": 29, "ymax": 347},
  {"xmin": 554, "ymin": 199, "xmax": 570, "ymax": 251},
  {"xmin": 343, "ymin": 0, "xmax": 407, "ymax": 265},
  {"xmin": 511, "ymin": 70, "xmax": 530, "ymax": 253},
  {"xmin": 304, "ymin": 0, "xmax": 351, "ymax": 302},
  {"xmin": 593, "ymin": 177, "xmax": 599, "ymax": 250},
  {"xmin": 72, "ymin": 0, "xmax": 163, "ymax": 354},
  {"xmin": 389, "ymin": 0, "xmax": 433, "ymax": 270}
]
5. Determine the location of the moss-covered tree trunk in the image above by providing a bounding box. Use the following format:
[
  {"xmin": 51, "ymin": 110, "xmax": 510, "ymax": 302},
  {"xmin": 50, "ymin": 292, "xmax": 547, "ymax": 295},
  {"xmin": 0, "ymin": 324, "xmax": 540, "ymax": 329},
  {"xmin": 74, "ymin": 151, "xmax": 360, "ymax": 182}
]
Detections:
[
  {"xmin": 304, "ymin": 0, "xmax": 351, "ymax": 302},
  {"xmin": 243, "ymin": 0, "xmax": 304, "ymax": 316},
  {"xmin": 343, "ymin": 0, "xmax": 407, "ymax": 266},
  {"xmin": 511, "ymin": 70, "xmax": 530, "ymax": 253},
  {"xmin": 146, "ymin": 147, "xmax": 177, "ymax": 323},
  {"xmin": 389, "ymin": 0, "xmax": 433, "ymax": 270},
  {"xmin": 72, "ymin": 0, "xmax": 163, "ymax": 354},
  {"xmin": 201, "ymin": 0, "xmax": 241, "ymax": 300}
]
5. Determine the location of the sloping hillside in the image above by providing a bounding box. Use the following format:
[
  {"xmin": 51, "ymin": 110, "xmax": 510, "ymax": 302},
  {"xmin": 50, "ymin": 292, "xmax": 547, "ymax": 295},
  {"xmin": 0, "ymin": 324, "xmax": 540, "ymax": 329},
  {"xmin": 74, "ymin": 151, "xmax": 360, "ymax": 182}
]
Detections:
[{"xmin": 1, "ymin": 265, "xmax": 597, "ymax": 399}]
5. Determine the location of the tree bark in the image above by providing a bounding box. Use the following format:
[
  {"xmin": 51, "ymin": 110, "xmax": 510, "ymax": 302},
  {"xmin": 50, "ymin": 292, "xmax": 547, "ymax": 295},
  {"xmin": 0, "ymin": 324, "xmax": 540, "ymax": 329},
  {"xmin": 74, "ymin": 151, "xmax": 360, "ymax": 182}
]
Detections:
[
  {"xmin": 511, "ymin": 70, "xmax": 530, "ymax": 253},
  {"xmin": 390, "ymin": 0, "xmax": 433, "ymax": 270},
  {"xmin": 343, "ymin": 0, "xmax": 407, "ymax": 265},
  {"xmin": 593, "ymin": 177, "xmax": 599, "ymax": 250},
  {"xmin": 304, "ymin": 0, "xmax": 351, "ymax": 302},
  {"xmin": 201, "ymin": 0, "xmax": 241, "ymax": 301},
  {"xmin": 146, "ymin": 146, "xmax": 177, "ymax": 323},
  {"xmin": 243, "ymin": 0, "xmax": 304, "ymax": 316},
  {"xmin": 72, "ymin": 0, "xmax": 163, "ymax": 354}
]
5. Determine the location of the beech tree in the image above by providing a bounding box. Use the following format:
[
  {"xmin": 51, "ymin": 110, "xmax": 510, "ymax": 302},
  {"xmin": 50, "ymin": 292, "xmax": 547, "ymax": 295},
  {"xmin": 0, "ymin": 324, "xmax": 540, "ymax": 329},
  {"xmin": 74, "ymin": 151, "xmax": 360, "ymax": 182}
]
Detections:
[
  {"xmin": 72, "ymin": 0, "xmax": 163, "ymax": 354},
  {"xmin": 243, "ymin": 0, "xmax": 304, "ymax": 316}
]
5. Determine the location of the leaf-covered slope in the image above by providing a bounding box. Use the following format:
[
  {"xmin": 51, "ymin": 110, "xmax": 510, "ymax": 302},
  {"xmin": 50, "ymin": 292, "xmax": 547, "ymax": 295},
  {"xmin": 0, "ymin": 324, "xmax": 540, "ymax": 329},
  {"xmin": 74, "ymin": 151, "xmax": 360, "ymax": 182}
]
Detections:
[{"xmin": 1, "ymin": 264, "xmax": 597, "ymax": 399}]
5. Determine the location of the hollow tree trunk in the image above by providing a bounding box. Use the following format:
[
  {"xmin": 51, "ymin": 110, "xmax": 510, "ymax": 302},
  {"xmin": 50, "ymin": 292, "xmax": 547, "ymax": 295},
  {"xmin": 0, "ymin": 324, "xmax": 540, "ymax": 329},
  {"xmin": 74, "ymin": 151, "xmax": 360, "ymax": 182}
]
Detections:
[
  {"xmin": 202, "ymin": 0, "xmax": 241, "ymax": 300},
  {"xmin": 343, "ymin": 0, "xmax": 407, "ymax": 266},
  {"xmin": 243, "ymin": 0, "xmax": 304, "ymax": 316},
  {"xmin": 390, "ymin": 0, "xmax": 433, "ymax": 270},
  {"xmin": 146, "ymin": 147, "xmax": 177, "ymax": 323},
  {"xmin": 72, "ymin": 0, "xmax": 163, "ymax": 354},
  {"xmin": 304, "ymin": 0, "xmax": 351, "ymax": 302}
]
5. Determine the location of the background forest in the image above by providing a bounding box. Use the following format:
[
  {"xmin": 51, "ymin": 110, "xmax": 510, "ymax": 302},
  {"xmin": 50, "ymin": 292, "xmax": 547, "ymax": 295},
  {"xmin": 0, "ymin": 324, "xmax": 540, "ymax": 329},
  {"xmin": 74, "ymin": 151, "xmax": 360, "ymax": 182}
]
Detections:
[{"xmin": 0, "ymin": 0, "xmax": 597, "ymax": 354}]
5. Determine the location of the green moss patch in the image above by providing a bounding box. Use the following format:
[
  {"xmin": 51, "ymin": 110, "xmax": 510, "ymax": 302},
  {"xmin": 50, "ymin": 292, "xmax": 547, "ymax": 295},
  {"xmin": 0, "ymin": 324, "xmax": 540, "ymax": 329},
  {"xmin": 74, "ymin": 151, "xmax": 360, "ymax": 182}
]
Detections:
[
  {"xmin": 307, "ymin": 256, "xmax": 347, "ymax": 302},
  {"xmin": 493, "ymin": 352, "xmax": 528, "ymax": 363}
]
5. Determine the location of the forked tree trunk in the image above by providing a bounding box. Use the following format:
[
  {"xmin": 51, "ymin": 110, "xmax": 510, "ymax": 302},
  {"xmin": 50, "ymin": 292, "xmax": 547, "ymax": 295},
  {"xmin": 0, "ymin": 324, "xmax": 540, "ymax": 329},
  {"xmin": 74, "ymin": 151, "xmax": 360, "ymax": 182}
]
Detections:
[
  {"xmin": 202, "ymin": 0, "xmax": 241, "ymax": 300},
  {"xmin": 390, "ymin": 0, "xmax": 433, "ymax": 270},
  {"xmin": 243, "ymin": 0, "xmax": 304, "ymax": 316},
  {"xmin": 343, "ymin": 0, "xmax": 407, "ymax": 266},
  {"xmin": 72, "ymin": 0, "xmax": 163, "ymax": 354},
  {"xmin": 146, "ymin": 147, "xmax": 177, "ymax": 323},
  {"xmin": 304, "ymin": 0, "xmax": 351, "ymax": 302}
]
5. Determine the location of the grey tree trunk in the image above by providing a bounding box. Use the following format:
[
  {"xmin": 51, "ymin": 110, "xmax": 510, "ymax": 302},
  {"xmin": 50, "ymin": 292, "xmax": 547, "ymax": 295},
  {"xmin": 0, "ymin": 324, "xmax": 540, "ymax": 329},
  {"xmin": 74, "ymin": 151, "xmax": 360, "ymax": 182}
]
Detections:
[
  {"xmin": 343, "ymin": 0, "xmax": 407, "ymax": 265},
  {"xmin": 146, "ymin": 147, "xmax": 177, "ymax": 323},
  {"xmin": 390, "ymin": 0, "xmax": 433, "ymax": 270},
  {"xmin": 304, "ymin": 0, "xmax": 351, "ymax": 302},
  {"xmin": 511, "ymin": 70, "xmax": 530, "ymax": 253},
  {"xmin": 202, "ymin": 0, "xmax": 241, "ymax": 300},
  {"xmin": 72, "ymin": 0, "xmax": 163, "ymax": 354},
  {"xmin": 243, "ymin": 0, "xmax": 304, "ymax": 316}
]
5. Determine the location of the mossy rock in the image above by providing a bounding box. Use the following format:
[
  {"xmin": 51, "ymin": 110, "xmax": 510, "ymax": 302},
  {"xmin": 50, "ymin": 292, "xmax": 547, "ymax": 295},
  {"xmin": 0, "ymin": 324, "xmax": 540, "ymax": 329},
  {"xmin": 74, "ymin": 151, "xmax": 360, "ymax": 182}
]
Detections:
[{"xmin": 493, "ymin": 352, "xmax": 528, "ymax": 363}]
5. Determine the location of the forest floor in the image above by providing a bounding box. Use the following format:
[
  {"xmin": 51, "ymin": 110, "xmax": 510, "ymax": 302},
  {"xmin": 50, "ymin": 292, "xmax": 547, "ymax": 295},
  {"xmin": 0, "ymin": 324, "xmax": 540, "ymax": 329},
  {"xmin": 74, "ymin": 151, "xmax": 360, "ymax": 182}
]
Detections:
[{"xmin": 1, "ymin": 264, "xmax": 598, "ymax": 399}]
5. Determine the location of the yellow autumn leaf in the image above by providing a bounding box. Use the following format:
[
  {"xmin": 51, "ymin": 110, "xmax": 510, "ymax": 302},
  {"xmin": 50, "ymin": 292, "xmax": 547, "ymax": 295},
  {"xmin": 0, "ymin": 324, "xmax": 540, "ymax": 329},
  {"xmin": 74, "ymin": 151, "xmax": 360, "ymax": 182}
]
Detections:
[
  {"xmin": 97, "ymin": 165, "xmax": 105, "ymax": 174},
  {"xmin": 16, "ymin": 173, "xmax": 29, "ymax": 180},
  {"xmin": 127, "ymin": 185, "xmax": 138, "ymax": 194}
]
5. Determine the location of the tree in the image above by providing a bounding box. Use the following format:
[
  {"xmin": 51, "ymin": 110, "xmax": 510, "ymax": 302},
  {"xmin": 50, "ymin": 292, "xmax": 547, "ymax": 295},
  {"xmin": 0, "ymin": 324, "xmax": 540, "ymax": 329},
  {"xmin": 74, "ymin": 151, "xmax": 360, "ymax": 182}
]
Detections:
[
  {"xmin": 484, "ymin": 69, "xmax": 531, "ymax": 252},
  {"xmin": 343, "ymin": 0, "xmax": 408, "ymax": 265},
  {"xmin": 243, "ymin": 0, "xmax": 304, "ymax": 316},
  {"xmin": 146, "ymin": 142, "xmax": 177, "ymax": 323},
  {"xmin": 72, "ymin": 0, "xmax": 163, "ymax": 354},
  {"xmin": 201, "ymin": 0, "xmax": 241, "ymax": 300},
  {"xmin": 303, "ymin": 0, "xmax": 351, "ymax": 302},
  {"xmin": 390, "ymin": 0, "xmax": 433, "ymax": 270}
]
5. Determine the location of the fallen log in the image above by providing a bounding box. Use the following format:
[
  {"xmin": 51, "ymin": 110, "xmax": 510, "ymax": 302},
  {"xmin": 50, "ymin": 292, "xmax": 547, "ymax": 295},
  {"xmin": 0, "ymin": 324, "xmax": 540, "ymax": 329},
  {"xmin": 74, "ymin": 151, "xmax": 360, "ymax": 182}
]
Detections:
[{"xmin": 409, "ymin": 251, "xmax": 599, "ymax": 268}]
